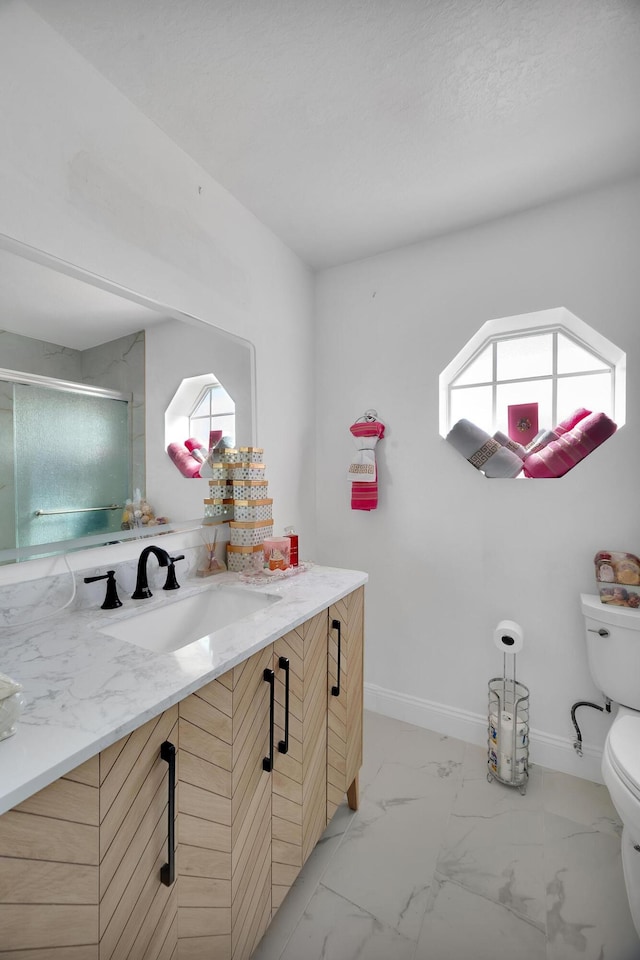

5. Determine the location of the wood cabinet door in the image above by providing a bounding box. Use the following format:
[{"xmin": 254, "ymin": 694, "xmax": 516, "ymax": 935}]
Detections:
[
  {"xmin": 0, "ymin": 756, "xmax": 100, "ymax": 958},
  {"xmin": 271, "ymin": 610, "xmax": 328, "ymax": 913},
  {"xmin": 99, "ymin": 704, "xmax": 179, "ymax": 960},
  {"xmin": 327, "ymin": 586, "xmax": 365, "ymax": 823},
  {"xmin": 177, "ymin": 643, "xmax": 273, "ymax": 960}
]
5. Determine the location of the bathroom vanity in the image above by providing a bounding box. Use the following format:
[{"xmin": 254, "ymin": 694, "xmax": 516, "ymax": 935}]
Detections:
[{"xmin": 0, "ymin": 565, "xmax": 366, "ymax": 958}]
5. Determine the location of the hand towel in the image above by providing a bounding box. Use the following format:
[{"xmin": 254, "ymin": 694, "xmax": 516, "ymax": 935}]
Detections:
[
  {"xmin": 447, "ymin": 420, "xmax": 523, "ymax": 478},
  {"xmin": 349, "ymin": 419, "xmax": 385, "ymax": 510},
  {"xmin": 523, "ymin": 411, "xmax": 616, "ymax": 478}
]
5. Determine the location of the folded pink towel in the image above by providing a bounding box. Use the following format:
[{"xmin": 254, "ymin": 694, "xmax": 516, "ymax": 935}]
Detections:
[{"xmin": 523, "ymin": 412, "xmax": 616, "ymax": 478}]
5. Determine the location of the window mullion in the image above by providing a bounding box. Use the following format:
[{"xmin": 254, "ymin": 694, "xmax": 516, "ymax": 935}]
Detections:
[{"xmin": 491, "ymin": 340, "xmax": 497, "ymax": 431}]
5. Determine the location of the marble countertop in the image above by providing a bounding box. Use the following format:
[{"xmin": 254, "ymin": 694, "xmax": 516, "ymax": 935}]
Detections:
[{"xmin": 0, "ymin": 564, "xmax": 367, "ymax": 815}]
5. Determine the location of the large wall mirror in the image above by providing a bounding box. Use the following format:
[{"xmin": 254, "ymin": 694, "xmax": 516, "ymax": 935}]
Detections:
[{"xmin": 0, "ymin": 234, "xmax": 256, "ymax": 565}]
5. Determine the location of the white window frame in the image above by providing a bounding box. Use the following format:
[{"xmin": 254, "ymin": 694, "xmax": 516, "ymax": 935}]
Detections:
[
  {"xmin": 189, "ymin": 382, "xmax": 235, "ymax": 445},
  {"xmin": 438, "ymin": 307, "xmax": 626, "ymax": 438}
]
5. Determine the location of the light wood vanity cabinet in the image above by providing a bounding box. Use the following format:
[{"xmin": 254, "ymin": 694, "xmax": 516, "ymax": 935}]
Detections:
[
  {"xmin": 327, "ymin": 586, "xmax": 365, "ymax": 821},
  {"xmin": 0, "ymin": 704, "xmax": 179, "ymax": 959},
  {"xmin": 0, "ymin": 586, "xmax": 364, "ymax": 959}
]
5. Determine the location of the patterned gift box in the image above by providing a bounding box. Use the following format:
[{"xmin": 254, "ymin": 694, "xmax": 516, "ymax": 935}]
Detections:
[
  {"xmin": 207, "ymin": 462, "xmax": 228, "ymax": 481},
  {"xmin": 229, "ymin": 462, "xmax": 267, "ymax": 481},
  {"xmin": 203, "ymin": 498, "xmax": 225, "ymax": 521},
  {"xmin": 229, "ymin": 519, "xmax": 274, "ymax": 547},
  {"xmin": 233, "ymin": 498, "xmax": 273, "ymax": 522},
  {"xmin": 239, "ymin": 446, "xmax": 264, "ymax": 463},
  {"xmin": 232, "ymin": 479, "xmax": 269, "ymax": 501},
  {"xmin": 226, "ymin": 543, "xmax": 264, "ymax": 573},
  {"xmin": 208, "ymin": 480, "xmax": 232, "ymax": 500}
]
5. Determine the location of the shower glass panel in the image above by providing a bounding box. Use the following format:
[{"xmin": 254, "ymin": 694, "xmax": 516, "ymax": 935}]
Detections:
[{"xmin": 14, "ymin": 383, "xmax": 130, "ymax": 548}]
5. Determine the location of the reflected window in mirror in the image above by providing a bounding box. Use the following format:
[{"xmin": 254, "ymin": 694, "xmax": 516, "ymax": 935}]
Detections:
[
  {"xmin": 165, "ymin": 372, "xmax": 237, "ymax": 470},
  {"xmin": 189, "ymin": 380, "xmax": 235, "ymax": 449}
]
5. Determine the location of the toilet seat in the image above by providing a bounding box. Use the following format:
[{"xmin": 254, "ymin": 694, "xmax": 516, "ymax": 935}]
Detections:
[{"xmin": 607, "ymin": 714, "xmax": 640, "ymax": 801}]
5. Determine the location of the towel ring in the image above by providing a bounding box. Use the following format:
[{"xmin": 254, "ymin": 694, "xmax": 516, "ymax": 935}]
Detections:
[{"xmin": 357, "ymin": 408, "xmax": 381, "ymax": 423}]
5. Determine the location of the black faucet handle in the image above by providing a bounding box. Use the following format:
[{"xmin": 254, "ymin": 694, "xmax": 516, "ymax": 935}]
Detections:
[
  {"xmin": 163, "ymin": 555, "xmax": 185, "ymax": 591},
  {"xmin": 83, "ymin": 570, "xmax": 123, "ymax": 610}
]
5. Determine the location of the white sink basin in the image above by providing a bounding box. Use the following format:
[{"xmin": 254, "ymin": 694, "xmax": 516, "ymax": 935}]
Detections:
[{"xmin": 99, "ymin": 586, "xmax": 281, "ymax": 654}]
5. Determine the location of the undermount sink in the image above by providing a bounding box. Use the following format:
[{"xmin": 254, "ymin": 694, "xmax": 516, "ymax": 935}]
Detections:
[{"xmin": 99, "ymin": 585, "xmax": 281, "ymax": 654}]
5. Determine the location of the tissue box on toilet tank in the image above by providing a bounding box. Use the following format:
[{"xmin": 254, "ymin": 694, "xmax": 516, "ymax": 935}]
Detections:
[{"xmin": 594, "ymin": 551, "xmax": 640, "ymax": 608}]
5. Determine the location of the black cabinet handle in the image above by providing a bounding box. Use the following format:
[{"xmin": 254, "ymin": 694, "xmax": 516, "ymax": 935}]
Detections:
[
  {"xmin": 331, "ymin": 619, "xmax": 341, "ymax": 697},
  {"xmin": 160, "ymin": 740, "xmax": 176, "ymax": 886},
  {"xmin": 278, "ymin": 656, "xmax": 290, "ymax": 754},
  {"xmin": 263, "ymin": 668, "xmax": 275, "ymax": 772}
]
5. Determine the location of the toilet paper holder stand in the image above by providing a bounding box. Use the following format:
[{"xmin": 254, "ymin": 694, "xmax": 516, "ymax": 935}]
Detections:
[{"xmin": 487, "ymin": 651, "xmax": 529, "ymax": 795}]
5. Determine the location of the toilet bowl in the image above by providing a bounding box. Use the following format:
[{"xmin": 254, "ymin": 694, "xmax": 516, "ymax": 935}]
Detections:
[{"xmin": 581, "ymin": 594, "xmax": 640, "ymax": 938}]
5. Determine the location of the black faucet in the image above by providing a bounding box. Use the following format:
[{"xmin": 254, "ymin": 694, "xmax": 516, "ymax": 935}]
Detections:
[
  {"xmin": 83, "ymin": 569, "xmax": 123, "ymax": 609},
  {"xmin": 132, "ymin": 545, "xmax": 171, "ymax": 599}
]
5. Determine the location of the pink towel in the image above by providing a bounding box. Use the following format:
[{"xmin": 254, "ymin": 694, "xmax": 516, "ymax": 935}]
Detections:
[
  {"xmin": 523, "ymin": 412, "xmax": 616, "ymax": 478},
  {"xmin": 555, "ymin": 407, "xmax": 591, "ymax": 435},
  {"xmin": 167, "ymin": 442, "xmax": 201, "ymax": 478},
  {"xmin": 350, "ymin": 419, "xmax": 385, "ymax": 510}
]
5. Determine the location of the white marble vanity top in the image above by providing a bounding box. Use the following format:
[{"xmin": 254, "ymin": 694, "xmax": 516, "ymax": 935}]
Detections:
[{"xmin": 0, "ymin": 564, "xmax": 367, "ymax": 815}]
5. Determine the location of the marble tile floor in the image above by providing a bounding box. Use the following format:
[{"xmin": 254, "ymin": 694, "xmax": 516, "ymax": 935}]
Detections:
[{"xmin": 252, "ymin": 710, "xmax": 639, "ymax": 960}]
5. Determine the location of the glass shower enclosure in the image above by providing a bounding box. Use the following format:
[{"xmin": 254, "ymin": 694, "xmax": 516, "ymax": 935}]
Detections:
[{"xmin": 2, "ymin": 374, "xmax": 131, "ymax": 553}]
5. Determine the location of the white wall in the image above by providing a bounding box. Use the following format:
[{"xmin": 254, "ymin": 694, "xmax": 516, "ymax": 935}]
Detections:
[
  {"xmin": 0, "ymin": 1, "xmax": 316, "ymax": 575},
  {"xmin": 315, "ymin": 176, "xmax": 640, "ymax": 780}
]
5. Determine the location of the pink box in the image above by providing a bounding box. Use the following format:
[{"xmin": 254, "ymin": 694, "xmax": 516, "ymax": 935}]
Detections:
[{"xmin": 508, "ymin": 403, "xmax": 539, "ymax": 446}]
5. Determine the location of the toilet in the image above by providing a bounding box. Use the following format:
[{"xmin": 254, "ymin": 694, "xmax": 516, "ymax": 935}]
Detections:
[{"xmin": 581, "ymin": 594, "xmax": 640, "ymax": 937}]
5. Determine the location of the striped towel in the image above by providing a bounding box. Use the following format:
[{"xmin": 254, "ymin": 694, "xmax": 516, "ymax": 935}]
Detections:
[{"xmin": 349, "ymin": 420, "xmax": 385, "ymax": 510}]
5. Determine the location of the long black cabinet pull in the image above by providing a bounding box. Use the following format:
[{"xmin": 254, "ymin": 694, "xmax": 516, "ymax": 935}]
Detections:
[
  {"xmin": 278, "ymin": 656, "xmax": 290, "ymax": 755},
  {"xmin": 263, "ymin": 667, "xmax": 275, "ymax": 772},
  {"xmin": 160, "ymin": 740, "xmax": 176, "ymax": 886},
  {"xmin": 331, "ymin": 619, "xmax": 342, "ymax": 697}
]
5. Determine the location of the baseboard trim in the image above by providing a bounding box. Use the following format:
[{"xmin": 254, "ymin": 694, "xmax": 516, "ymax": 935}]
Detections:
[{"xmin": 364, "ymin": 682, "xmax": 604, "ymax": 783}]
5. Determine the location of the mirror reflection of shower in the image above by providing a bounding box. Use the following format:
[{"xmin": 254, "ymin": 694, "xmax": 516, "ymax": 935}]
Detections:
[{"xmin": 0, "ymin": 328, "xmax": 144, "ymax": 555}]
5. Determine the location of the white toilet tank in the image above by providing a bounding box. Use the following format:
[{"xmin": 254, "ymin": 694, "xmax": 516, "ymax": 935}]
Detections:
[{"xmin": 581, "ymin": 594, "xmax": 640, "ymax": 710}]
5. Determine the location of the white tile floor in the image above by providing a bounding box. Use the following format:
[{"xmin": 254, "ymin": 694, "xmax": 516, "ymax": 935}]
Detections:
[{"xmin": 252, "ymin": 710, "xmax": 640, "ymax": 960}]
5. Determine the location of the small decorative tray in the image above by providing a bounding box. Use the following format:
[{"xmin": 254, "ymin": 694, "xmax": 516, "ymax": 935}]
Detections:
[{"xmin": 239, "ymin": 561, "xmax": 312, "ymax": 584}]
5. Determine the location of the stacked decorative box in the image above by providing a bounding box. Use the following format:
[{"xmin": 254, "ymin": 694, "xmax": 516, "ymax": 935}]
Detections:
[{"xmin": 206, "ymin": 446, "xmax": 274, "ymax": 573}]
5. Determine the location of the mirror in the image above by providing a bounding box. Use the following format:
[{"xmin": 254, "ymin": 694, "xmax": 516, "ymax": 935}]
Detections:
[{"xmin": 0, "ymin": 234, "xmax": 256, "ymax": 564}]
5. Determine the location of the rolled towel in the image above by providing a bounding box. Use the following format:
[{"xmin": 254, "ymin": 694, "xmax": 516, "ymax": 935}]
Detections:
[
  {"xmin": 447, "ymin": 420, "xmax": 523, "ymax": 478},
  {"xmin": 167, "ymin": 442, "xmax": 201, "ymax": 478},
  {"xmin": 523, "ymin": 429, "xmax": 559, "ymax": 459},
  {"xmin": 523, "ymin": 411, "xmax": 616, "ymax": 478},
  {"xmin": 555, "ymin": 407, "xmax": 591, "ymax": 435},
  {"xmin": 493, "ymin": 431, "xmax": 527, "ymax": 459}
]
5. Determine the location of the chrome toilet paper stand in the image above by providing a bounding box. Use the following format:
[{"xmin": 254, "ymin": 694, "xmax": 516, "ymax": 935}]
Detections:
[{"xmin": 487, "ymin": 651, "xmax": 530, "ymax": 795}]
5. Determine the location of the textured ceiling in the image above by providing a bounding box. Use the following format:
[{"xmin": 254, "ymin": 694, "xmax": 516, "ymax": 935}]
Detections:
[{"xmin": 28, "ymin": 0, "xmax": 640, "ymax": 268}]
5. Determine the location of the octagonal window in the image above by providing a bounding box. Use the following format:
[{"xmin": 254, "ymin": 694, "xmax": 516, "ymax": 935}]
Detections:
[{"xmin": 439, "ymin": 308, "xmax": 625, "ymax": 478}]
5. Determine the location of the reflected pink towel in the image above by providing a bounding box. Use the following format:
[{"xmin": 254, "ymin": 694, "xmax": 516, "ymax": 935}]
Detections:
[
  {"xmin": 167, "ymin": 442, "xmax": 201, "ymax": 478},
  {"xmin": 523, "ymin": 412, "xmax": 616, "ymax": 478}
]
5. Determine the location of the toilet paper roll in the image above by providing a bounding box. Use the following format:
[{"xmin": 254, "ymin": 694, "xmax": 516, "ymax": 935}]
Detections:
[
  {"xmin": 494, "ymin": 620, "xmax": 524, "ymax": 654},
  {"xmin": 490, "ymin": 712, "xmax": 528, "ymax": 747}
]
